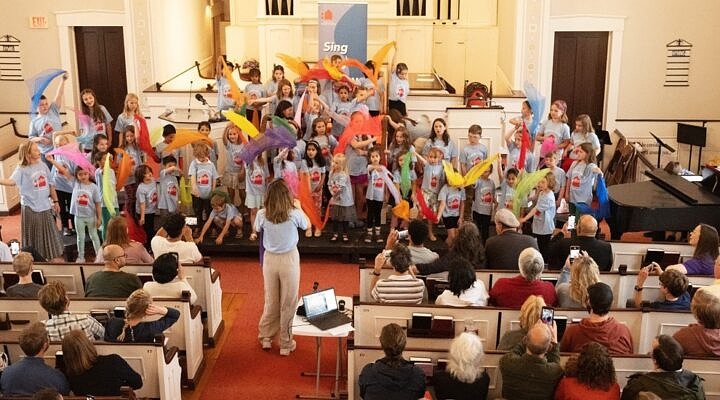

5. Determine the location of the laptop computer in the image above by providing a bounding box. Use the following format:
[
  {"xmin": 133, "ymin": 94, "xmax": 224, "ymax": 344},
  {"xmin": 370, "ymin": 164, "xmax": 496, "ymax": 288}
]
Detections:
[{"xmin": 302, "ymin": 288, "xmax": 352, "ymax": 331}]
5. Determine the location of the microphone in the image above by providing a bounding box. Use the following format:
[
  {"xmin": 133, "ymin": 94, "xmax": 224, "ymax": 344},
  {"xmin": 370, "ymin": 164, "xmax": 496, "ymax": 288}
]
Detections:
[
  {"xmin": 195, "ymin": 93, "xmax": 208, "ymax": 105},
  {"xmin": 188, "ymin": 80, "xmax": 194, "ymax": 116}
]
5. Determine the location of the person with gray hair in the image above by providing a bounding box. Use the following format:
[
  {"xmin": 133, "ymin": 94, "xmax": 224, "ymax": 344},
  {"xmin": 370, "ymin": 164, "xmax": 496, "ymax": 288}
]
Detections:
[
  {"xmin": 488, "ymin": 247, "xmax": 557, "ymax": 307},
  {"xmin": 499, "ymin": 322, "xmax": 563, "ymax": 400},
  {"xmin": 433, "ymin": 332, "xmax": 490, "ymax": 400}
]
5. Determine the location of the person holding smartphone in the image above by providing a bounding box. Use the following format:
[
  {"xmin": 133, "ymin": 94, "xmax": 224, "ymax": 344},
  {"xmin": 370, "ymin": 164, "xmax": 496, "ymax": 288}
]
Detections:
[
  {"xmin": 633, "ymin": 263, "xmax": 690, "ymax": 310},
  {"xmin": 151, "ymin": 213, "xmax": 203, "ymax": 264}
]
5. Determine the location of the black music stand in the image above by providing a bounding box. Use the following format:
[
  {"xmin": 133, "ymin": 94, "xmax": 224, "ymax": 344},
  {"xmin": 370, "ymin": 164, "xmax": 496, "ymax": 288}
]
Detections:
[
  {"xmin": 677, "ymin": 123, "xmax": 708, "ymax": 173},
  {"xmin": 649, "ymin": 131, "xmax": 676, "ymax": 168}
]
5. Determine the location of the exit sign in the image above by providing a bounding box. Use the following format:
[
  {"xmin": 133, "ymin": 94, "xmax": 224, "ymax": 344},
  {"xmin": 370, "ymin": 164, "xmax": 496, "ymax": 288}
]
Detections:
[{"xmin": 29, "ymin": 16, "xmax": 48, "ymax": 29}]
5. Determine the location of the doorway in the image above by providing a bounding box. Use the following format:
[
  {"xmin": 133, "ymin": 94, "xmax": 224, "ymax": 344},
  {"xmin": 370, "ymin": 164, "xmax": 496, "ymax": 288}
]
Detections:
[
  {"xmin": 551, "ymin": 31, "xmax": 608, "ymax": 130},
  {"xmin": 74, "ymin": 26, "xmax": 128, "ymax": 137}
]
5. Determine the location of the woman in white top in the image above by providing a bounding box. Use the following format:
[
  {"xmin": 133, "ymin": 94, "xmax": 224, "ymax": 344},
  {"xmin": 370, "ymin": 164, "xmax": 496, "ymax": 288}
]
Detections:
[
  {"xmin": 435, "ymin": 257, "xmax": 488, "ymax": 307},
  {"xmin": 143, "ymin": 252, "xmax": 197, "ymax": 304}
]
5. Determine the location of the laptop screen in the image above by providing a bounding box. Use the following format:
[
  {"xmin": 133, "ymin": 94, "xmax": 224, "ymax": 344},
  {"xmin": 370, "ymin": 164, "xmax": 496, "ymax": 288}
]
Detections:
[{"xmin": 303, "ymin": 288, "xmax": 338, "ymax": 318}]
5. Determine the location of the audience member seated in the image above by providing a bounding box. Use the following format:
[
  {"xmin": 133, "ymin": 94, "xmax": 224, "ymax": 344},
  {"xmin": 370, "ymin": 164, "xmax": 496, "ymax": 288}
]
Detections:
[
  {"xmin": 413, "ymin": 223, "xmax": 486, "ymax": 276},
  {"xmin": 621, "ymin": 335, "xmax": 705, "ymax": 400},
  {"xmin": 498, "ymin": 295, "xmax": 546, "ymax": 350},
  {"xmin": 435, "ymin": 257, "xmax": 488, "ymax": 306},
  {"xmin": 673, "ymin": 289, "xmax": 720, "ymax": 357},
  {"xmin": 560, "ymin": 282, "xmax": 633, "ymax": 355},
  {"xmin": 489, "ymin": 247, "xmax": 557, "ymax": 307},
  {"xmin": 105, "ymin": 289, "xmax": 180, "ymax": 342},
  {"xmin": 38, "ymin": 281, "xmax": 104, "ymax": 341},
  {"xmin": 143, "ymin": 252, "xmax": 198, "ymax": 304},
  {"xmin": 94, "ymin": 215, "xmax": 153, "ymax": 264},
  {"xmin": 358, "ymin": 323, "xmax": 426, "ymax": 400},
  {"xmin": 499, "ymin": 322, "xmax": 563, "ymax": 400},
  {"xmin": 633, "ymin": 265, "xmax": 690, "ymax": 310},
  {"xmin": 6, "ymin": 251, "xmax": 43, "ymax": 297},
  {"xmin": 547, "ymin": 215, "xmax": 613, "ymax": 271},
  {"xmin": 433, "ymin": 332, "xmax": 489, "ymax": 400},
  {"xmin": 554, "ymin": 342, "xmax": 621, "ymax": 400},
  {"xmin": 0, "ymin": 322, "xmax": 70, "ymax": 396},
  {"xmin": 484, "ymin": 209, "xmax": 538, "ymax": 270},
  {"xmin": 556, "ymin": 253, "xmax": 600, "ymax": 308},
  {"xmin": 666, "ymin": 223, "xmax": 719, "ymax": 276},
  {"xmin": 371, "ymin": 243, "xmax": 425, "ymax": 304},
  {"xmin": 374, "ymin": 222, "xmax": 439, "ymax": 271},
  {"xmin": 85, "ymin": 244, "xmax": 142, "ymax": 298},
  {"xmin": 61, "ymin": 329, "xmax": 143, "ymax": 396},
  {"xmin": 151, "ymin": 213, "xmax": 203, "ymax": 264}
]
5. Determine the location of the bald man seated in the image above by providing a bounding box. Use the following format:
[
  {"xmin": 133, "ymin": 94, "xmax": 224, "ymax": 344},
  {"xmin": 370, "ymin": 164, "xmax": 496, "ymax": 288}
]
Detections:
[
  {"xmin": 499, "ymin": 322, "xmax": 563, "ymax": 400},
  {"xmin": 84, "ymin": 244, "xmax": 142, "ymax": 298},
  {"xmin": 547, "ymin": 215, "xmax": 613, "ymax": 271}
]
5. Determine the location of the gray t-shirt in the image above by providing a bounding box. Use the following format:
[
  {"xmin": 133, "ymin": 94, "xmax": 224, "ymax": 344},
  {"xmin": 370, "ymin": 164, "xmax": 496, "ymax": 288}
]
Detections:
[
  {"xmin": 6, "ymin": 283, "xmax": 43, "ymax": 298},
  {"xmin": 409, "ymin": 246, "xmax": 439, "ymax": 265},
  {"xmin": 472, "ymin": 178, "xmax": 495, "ymax": 215},
  {"xmin": 29, "ymin": 103, "xmax": 62, "ymax": 154},
  {"xmin": 135, "ymin": 181, "xmax": 158, "ymax": 215},
  {"xmin": 421, "ymin": 163, "xmax": 445, "ymax": 194},
  {"xmin": 531, "ymin": 190, "xmax": 556, "ymax": 235},
  {"xmin": 567, "ymin": 161, "xmax": 598, "ymax": 205},
  {"xmin": 188, "ymin": 159, "xmax": 218, "ymax": 199},
  {"xmin": 329, "ymin": 172, "xmax": 353, "ymax": 207},
  {"xmin": 70, "ymin": 182, "xmax": 101, "ymax": 218},
  {"xmin": 460, "ymin": 143, "xmax": 488, "ymax": 171},
  {"xmin": 438, "ymin": 185, "xmax": 465, "ymax": 217}
]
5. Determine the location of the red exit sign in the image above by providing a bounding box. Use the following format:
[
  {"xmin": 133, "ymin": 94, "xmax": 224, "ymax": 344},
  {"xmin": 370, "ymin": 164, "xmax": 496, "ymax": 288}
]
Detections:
[{"xmin": 29, "ymin": 16, "xmax": 48, "ymax": 29}]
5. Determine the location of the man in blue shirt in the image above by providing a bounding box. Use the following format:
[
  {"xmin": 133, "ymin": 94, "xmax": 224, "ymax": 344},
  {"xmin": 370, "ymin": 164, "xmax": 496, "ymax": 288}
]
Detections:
[{"xmin": 0, "ymin": 322, "xmax": 70, "ymax": 396}]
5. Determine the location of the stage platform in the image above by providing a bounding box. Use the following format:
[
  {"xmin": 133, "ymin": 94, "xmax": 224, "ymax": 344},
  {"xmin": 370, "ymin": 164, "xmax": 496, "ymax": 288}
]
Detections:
[{"xmin": 62, "ymin": 226, "xmax": 451, "ymax": 264}]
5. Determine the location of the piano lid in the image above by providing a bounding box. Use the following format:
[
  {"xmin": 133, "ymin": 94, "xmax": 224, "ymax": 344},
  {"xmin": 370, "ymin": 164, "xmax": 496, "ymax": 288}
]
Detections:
[{"xmin": 645, "ymin": 168, "xmax": 720, "ymax": 206}]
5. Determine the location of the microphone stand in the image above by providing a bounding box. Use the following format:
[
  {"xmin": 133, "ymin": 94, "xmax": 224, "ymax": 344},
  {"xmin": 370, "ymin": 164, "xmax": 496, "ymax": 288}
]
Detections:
[{"xmin": 649, "ymin": 131, "xmax": 676, "ymax": 168}]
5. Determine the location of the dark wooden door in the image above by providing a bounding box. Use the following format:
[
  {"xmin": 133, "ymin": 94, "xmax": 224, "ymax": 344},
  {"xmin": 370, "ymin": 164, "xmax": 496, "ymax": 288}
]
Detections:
[
  {"xmin": 74, "ymin": 26, "xmax": 127, "ymax": 126},
  {"xmin": 551, "ymin": 32, "xmax": 608, "ymax": 130}
]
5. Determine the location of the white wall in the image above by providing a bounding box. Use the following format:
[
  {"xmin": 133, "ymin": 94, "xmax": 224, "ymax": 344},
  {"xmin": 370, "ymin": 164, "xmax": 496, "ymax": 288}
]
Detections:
[
  {"xmin": 149, "ymin": 0, "xmax": 213, "ymax": 90},
  {"xmin": 546, "ymin": 0, "xmax": 720, "ymax": 165},
  {"xmin": 0, "ymin": 0, "xmax": 126, "ymax": 155},
  {"xmin": 496, "ymin": 0, "xmax": 519, "ymax": 92}
]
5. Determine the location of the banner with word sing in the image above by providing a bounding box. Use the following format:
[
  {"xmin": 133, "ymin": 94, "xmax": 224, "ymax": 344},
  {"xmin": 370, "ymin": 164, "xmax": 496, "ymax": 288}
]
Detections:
[{"xmin": 318, "ymin": 2, "xmax": 367, "ymax": 77}]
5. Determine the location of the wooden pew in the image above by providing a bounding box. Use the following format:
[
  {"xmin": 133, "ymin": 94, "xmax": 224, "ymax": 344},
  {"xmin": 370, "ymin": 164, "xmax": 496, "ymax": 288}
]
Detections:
[
  {"xmin": 3, "ymin": 256, "xmax": 225, "ymax": 346},
  {"xmin": 83, "ymin": 256, "xmax": 224, "ymax": 345},
  {"xmin": 1, "ymin": 333, "xmax": 182, "ymax": 400},
  {"xmin": 0, "ymin": 295, "xmax": 205, "ymax": 388},
  {"xmin": 0, "ymin": 387, "xmax": 135, "ymax": 399},
  {"xmin": 0, "ymin": 262, "xmax": 85, "ymax": 297},
  {"xmin": 637, "ymin": 309, "xmax": 697, "ymax": 354},
  {"xmin": 353, "ymin": 301, "xmax": 502, "ymax": 351},
  {"xmin": 610, "ymin": 241, "xmax": 697, "ymax": 271},
  {"xmin": 348, "ymin": 344, "xmax": 720, "ymax": 400}
]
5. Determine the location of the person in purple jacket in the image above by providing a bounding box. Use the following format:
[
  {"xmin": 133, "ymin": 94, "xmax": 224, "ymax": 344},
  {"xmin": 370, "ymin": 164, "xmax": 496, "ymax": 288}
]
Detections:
[{"xmin": 667, "ymin": 223, "xmax": 719, "ymax": 276}]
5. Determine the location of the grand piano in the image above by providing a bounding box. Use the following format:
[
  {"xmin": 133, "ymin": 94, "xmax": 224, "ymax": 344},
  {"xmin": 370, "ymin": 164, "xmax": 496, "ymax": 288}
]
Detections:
[{"xmin": 607, "ymin": 168, "xmax": 720, "ymax": 240}]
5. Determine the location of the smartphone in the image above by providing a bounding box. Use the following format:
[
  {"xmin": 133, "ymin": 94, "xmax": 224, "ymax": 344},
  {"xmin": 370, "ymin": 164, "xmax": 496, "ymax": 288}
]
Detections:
[
  {"xmin": 569, "ymin": 245, "xmax": 580, "ymax": 262},
  {"xmin": 185, "ymin": 217, "xmax": 198, "ymax": 226},
  {"xmin": 541, "ymin": 306, "xmax": 554, "ymax": 325},
  {"xmin": 397, "ymin": 230, "xmax": 409, "ymax": 240},
  {"xmin": 9, "ymin": 241, "xmax": 20, "ymax": 256},
  {"xmin": 567, "ymin": 215, "xmax": 576, "ymax": 230}
]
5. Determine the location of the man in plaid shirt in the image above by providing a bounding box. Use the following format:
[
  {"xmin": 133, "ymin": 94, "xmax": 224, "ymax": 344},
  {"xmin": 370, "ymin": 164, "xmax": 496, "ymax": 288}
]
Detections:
[{"xmin": 38, "ymin": 281, "xmax": 104, "ymax": 341}]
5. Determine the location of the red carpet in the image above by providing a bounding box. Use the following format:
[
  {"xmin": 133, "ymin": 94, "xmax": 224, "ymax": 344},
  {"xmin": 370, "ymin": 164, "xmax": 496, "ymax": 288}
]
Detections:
[{"xmin": 200, "ymin": 255, "xmax": 359, "ymax": 399}]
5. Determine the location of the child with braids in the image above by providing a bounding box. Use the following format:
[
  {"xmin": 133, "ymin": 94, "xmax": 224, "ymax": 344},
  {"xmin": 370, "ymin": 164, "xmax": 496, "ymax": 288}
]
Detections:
[{"xmin": 104, "ymin": 289, "xmax": 179, "ymax": 343}]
